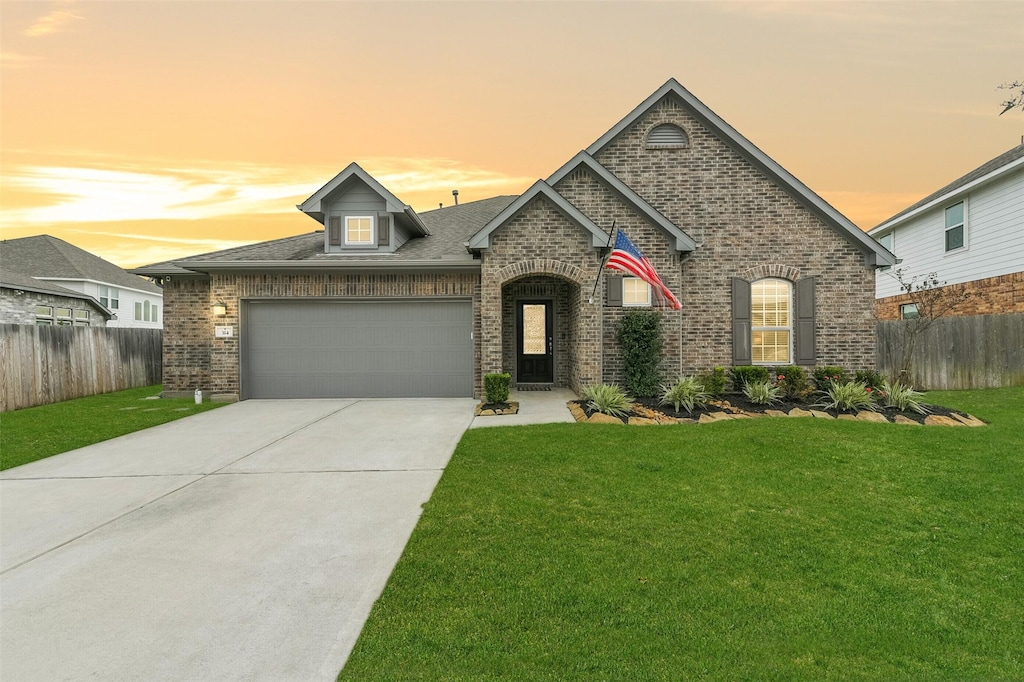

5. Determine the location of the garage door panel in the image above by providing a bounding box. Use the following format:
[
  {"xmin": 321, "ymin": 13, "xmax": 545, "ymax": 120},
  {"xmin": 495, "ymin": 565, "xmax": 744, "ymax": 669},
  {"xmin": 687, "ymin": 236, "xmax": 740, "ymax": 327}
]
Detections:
[{"xmin": 243, "ymin": 300, "xmax": 473, "ymax": 399}]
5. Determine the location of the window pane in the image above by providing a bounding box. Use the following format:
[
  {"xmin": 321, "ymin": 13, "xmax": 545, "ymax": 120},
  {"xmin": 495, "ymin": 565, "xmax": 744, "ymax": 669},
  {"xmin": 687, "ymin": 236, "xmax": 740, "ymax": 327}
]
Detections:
[
  {"xmin": 55, "ymin": 308, "xmax": 72, "ymax": 318},
  {"xmin": 901, "ymin": 304, "xmax": 919, "ymax": 319},
  {"xmin": 75, "ymin": 310, "xmax": 89, "ymax": 319},
  {"xmin": 135, "ymin": 302, "xmax": 143, "ymax": 320},
  {"xmin": 752, "ymin": 330, "xmax": 790, "ymax": 364},
  {"xmin": 944, "ymin": 202, "xmax": 964, "ymax": 228},
  {"xmin": 144, "ymin": 300, "xmax": 151, "ymax": 321},
  {"xmin": 879, "ymin": 233, "xmax": 893, "ymax": 251},
  {"xmin": 110, "ymin": 299, "xmax": 119, "ymax": 309},
  {"xmin": 34, "ymin": 306, "xmax": 53, "ymax": 316},
  {"xmin": 36, "ymin": 318, "xmax": 53, "ymax": 326},
  {"xmin": 945, "ymin": 225, "xmax": 964, "ymax": 251},
  {"xmin": 153, "ymin": 306, "xmax": 158, "ymax": 323},
  {"xmin": 522, "ymin": 305, "xmax": 546, "ymax": 355},
  {"xmin": 346, "ymin": 217, "xmax": 373, "ymax": 243},
  {"xmin": 623, "ymin": 278, "xmax": 650, "ymax": 306}
]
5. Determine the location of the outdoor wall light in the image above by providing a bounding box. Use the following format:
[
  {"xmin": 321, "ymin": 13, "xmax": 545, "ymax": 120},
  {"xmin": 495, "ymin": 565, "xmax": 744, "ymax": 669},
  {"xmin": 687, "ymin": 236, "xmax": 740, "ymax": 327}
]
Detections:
[{"xmin": 212, "ymin": 299, "xmax": 227, "ymax": 316}]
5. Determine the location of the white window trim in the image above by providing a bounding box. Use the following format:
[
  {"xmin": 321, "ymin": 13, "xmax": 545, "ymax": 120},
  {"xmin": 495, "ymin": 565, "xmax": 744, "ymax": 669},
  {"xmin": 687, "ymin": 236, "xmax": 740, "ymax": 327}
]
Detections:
[
  {"xmin": 943, "ymin": 198, "xmax": 968, "ymax": 255},
  {"xmin": 344, "ymin": 216, "xmax": 375, "ymax": 246},
  {"xmin": 751, "ymin": 278, "xmax": 793, "ymax": 365},
  {"xmin": 622, "ymin": 277, "xmax": 652, "ymax": 307},
  {"xmin": 900, "ymin": 303, "xmax": 920, "ymax": 320}
]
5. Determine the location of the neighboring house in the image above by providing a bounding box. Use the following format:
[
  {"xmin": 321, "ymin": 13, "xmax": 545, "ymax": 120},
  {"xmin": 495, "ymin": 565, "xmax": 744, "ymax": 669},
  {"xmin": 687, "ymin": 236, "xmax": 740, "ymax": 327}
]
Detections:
[
  {"xmin": 133, "ymin": 78, "xmax": 895, "ymax": 401},
  {"xmin": 870, "ymin": 144, "xmax": 1024, "ymax": 320},
  {"xmin": 0, "ymin": 235, "xmax": 163, "ymax": 328},
  {"xmin": 0, "ymin": 269, "xmax": 111, "ymax": 327}
]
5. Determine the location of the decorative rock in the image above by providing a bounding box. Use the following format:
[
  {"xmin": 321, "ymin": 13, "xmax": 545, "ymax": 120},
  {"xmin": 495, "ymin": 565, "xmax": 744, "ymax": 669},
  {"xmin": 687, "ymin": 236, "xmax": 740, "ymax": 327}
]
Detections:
[
  {"xmin": 765, "ymin": 410, "xmax": 788, "ymax": 418},
  {"xmin": 730, "ymin": 413, "xmax": 753, "ymax": 419},
  {"xmin": 709, "ymin": 411, "xmax": 732, "ymax": 420},
  {"xmin": 924, "ymin": 415, "xmax": 964, "ymax": 427},
  {"xmin": 475, "ymin": 401, "xmax": 520, "ymax": 416},
  {"xmin": 675, "ymin": 417, "xmax": 698, "ymax": 425},
  {"xmin": 894, "ymin": 415, "xmax": 921, "ymax": 425},
  {"xmin": 787, "ymin": 408, "xmax": 813, "ymax": 418},
  {"xmin": 481, "ymin": 409, "xmax": 495, "ymax": 416},
  {"xmin": 856, "ymin": 411, "xmax": 888, "ymax": 423},
  {"xmin": 951, "ymin": 413, "xmax": 986, "ymax": 427},
  {"xmin": 589, "ymin": 412, "xmax": 625, "ymax": 424},
  {"xmin": 837, "ymin": 414, "xmax": 858, "ymax": 421},
  {"xmin": 628, "ymin": 416, "xmax": 659, "ymax": 426},
  {"xmin": 809, "ymin": 410, "xmax": 834, "ymax": 419},
  {"xmin": 698, "ymin": 413, "xmax": 723, "ymax": 424}
]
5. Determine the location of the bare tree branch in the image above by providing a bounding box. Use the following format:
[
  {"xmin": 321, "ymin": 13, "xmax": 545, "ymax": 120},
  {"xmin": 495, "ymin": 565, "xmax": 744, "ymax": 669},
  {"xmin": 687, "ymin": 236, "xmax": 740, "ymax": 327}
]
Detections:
[{"xmin": 998, "ymin": 80, "xmax": 1023, "ymax": 115}]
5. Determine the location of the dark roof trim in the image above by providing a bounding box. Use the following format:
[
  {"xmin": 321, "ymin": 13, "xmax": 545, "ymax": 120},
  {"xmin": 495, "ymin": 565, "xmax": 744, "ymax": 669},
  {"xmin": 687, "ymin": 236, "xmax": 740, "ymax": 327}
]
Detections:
[
  {"xmin": 546, "ymin": 151, "xmax": 697, "ymax": 251},
  {"xmin": 586, "ymin": 78, "xmax": 897, "ymax": 267},
  {"xmin": 468, "ymin": 180, "xmax": 611, "ymax": 250},
  {"xmin": 161, "ymin": 259, "xmax": 480, "ymax": 275},
  {"xmin": 296, "ymin": 162, "xmax": 430, "ymax": 236},
  {"xmin": 870, "ymin": 150, "xmax": 1024, "ymax": 235}
]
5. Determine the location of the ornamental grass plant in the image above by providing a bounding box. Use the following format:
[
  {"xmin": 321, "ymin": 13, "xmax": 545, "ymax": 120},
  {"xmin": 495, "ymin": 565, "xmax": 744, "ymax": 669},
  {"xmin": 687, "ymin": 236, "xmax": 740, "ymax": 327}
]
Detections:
[
  {"xmin": 878, "ymin": 379, "xmax": 931, "ymax": 415},
  {"xmin": 660, "ymin": 377, "xmax": 710, "ymax": 414},
  {"xmin": 816, "ymin": 380, "xmax": 878, "ymax": 413},
  {"xmin": 580, "ymin": 384, "xmax": 633, "ymax": 418},
  {"xmin": 742, "ymin": 379, "xmax": 783, "ymax": 406}
]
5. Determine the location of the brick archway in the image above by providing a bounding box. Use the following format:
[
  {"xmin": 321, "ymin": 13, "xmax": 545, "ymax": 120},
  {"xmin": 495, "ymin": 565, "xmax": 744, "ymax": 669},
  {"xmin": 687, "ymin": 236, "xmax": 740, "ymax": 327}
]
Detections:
[
  {"xmin": 737, "ymin": 263, "xmax": 801, "ymax": 283},
  {"xmin": 495, "ymin": 259, "xmax": 587, "ymax": 286}
]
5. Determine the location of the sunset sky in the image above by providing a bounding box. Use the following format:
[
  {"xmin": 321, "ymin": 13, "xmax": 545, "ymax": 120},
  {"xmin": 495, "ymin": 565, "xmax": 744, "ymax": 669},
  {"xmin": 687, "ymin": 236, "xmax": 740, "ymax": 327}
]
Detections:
[{"xmin": 2, "ymin": 0, "xmax": 1022, "ymax": 269}]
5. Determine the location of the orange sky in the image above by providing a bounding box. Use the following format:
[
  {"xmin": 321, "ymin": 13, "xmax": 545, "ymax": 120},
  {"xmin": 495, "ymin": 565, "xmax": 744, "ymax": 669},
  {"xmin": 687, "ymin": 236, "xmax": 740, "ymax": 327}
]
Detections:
[{"xmin": 2, "ymin": 0, "xmax": 1022, "ymax": 269}]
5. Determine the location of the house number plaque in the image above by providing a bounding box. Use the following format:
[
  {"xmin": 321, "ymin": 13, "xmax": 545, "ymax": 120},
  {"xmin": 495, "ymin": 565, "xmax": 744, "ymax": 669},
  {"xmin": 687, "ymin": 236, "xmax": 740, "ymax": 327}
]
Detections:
[{"xmin": 214, "ymin": 325, "xmax": 234, "ymax": 338}]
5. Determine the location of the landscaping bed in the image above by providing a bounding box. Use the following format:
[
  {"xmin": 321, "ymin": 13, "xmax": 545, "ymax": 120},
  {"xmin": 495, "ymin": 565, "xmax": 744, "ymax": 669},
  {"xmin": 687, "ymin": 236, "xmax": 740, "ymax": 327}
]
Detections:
[{"xmin": 570, "ymin": 394, "xmax": 985, "ymax": 426}]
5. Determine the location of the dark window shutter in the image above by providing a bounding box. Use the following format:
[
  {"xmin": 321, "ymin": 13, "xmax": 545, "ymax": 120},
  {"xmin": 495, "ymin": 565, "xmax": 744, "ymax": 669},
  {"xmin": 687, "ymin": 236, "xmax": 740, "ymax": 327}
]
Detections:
[
  {"xmin": 378, "ymin": 214, "xmax": 390, "ymax": 246},
  {"xmin": 794, "ymin": 276, "xmax": 817, "ymax": 365},
  {"xmin": 731, "ymin": 278, "xmax": 751, "ymax": 365},
  {"xmin": 328, "ymin": 217, "xmax": 341, "ymax": 246},
  {"xmin": 606, "ymin": 275, "xmax": 623, "ymax": 307}
]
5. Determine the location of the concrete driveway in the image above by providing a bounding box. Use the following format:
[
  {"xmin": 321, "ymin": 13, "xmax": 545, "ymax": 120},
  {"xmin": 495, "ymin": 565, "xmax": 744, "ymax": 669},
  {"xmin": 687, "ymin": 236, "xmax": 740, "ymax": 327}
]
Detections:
[{"xmin": 0, "ymin": 398, "xmax": 475, "ymax": 681}]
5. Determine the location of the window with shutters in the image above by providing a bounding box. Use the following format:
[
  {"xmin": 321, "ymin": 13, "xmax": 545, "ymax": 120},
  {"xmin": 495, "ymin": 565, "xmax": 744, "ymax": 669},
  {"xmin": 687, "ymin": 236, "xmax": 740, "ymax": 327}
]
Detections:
[
  {"xmin": 345, "ymin": 216, "xmax": 374, "ymax": 245},
  {"xmin": 750, "ymin": 279, "xmax": 792, "ymax": 364},
  {"xmin": 646, "ymin": 123, "xmax": 689, "ymax": 148}
]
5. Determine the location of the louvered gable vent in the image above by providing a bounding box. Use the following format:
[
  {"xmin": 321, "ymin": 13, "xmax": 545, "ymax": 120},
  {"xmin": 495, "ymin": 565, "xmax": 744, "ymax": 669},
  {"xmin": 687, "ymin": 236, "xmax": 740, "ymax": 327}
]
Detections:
[{"xmin": 647, "ymin": 123, "xmax": 688, "ymax": 147}]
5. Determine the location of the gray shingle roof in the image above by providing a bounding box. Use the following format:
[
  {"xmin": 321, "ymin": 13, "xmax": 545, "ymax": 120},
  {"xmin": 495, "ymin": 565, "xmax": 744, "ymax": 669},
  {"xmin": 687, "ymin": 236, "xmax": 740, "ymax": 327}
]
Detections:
[
  {"xmin": 0, "ymin": 235, "xmax": 162, "ymax": 293},
  {"xmin": 874, "ymin": 143, "xmax": 1024, "ymax": 230},
  {"xmin": 132, "ymin": 195, "xmax": 517, "ymax": 274},
  {"xmin": 0, "ymin": 269, "xmax": 113, "ymax": 317}
]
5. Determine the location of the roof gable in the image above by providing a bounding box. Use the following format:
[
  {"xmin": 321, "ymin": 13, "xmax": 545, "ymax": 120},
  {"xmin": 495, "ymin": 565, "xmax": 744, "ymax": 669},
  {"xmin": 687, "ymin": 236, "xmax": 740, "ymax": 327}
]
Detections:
[
  {"xmin": 588, "ymin": 79, "xmax": 896, "ymax": 267},
  {"xmin": 296, "ymin": 162, "xmax": 430, "ymax": 236},
  {"xmin": 547, "ymin": 151, "xmax": 697, "ymax": 252},
  {"xmin": 0, "ymin": 270, "xmax": 113, "ymax": 318},
  {"xmin": 0, "ymin": 235, "xmax": 162, "ymax": 293},
  {"xmin": 468, "ymin": 181, "xmax": 611, "ymax": 250}
]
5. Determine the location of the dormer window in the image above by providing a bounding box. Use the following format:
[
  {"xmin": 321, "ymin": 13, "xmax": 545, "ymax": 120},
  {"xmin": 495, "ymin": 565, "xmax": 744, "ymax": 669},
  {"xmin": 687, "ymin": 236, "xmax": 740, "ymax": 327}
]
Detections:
[
  {"xmin": 646, "ymin": 123, "xmax": 688, "ymax": 148},
  {"xmin": 345, "ymin": 216, "xmax": 374, "ymax": 245}
]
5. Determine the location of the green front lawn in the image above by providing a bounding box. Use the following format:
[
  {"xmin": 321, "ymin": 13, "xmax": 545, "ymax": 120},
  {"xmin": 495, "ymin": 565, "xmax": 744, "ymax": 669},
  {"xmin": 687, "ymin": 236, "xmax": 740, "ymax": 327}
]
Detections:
[
  {"xmin": 0, "ymin": 385, "xmax": 226, "ymax": 470},
  {"xmin": 341, "ymin": 387, "xmax": 1023, "ymax": 680}
]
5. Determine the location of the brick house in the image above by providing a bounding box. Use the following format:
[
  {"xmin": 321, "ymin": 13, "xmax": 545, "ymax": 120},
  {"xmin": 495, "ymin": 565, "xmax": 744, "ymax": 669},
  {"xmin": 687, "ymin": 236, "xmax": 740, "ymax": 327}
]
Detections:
[
  {"xmin": 870, "ymin": 143, "xmax": 1024, "ymax": 320},
  {"xmin": 134, "ymin": 79, "xmax": 895, "ymax": 400}
]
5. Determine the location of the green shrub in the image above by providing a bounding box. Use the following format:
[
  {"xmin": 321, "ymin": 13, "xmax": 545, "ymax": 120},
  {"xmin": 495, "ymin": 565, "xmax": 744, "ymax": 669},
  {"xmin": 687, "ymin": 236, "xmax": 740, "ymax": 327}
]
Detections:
[
  {"xmin": 618, "ymin": 310, "xmax": 663, "ymax": 397},
  {"xmin": 878, "ymin": 380, "xmax": 931, "ymax": 414},
  {"xmin": 742, "ymin": 379, "xmax": 783, "ymax": 406},
  {"xmin": 816, "ymin": 380, "xmax": 877, "ymax": 413},
  {"xmin": 730, "ymin": 365, "xmax": 770, "ymax": 390},
  {"xmin": 812, "ymin": 366, "xmax": 849, "ymax": 388},
  {"xmin": 580, "ymin": 384, "xmax": 634, "ymax": 418},
  {"xmin": 854, "ymin": 369, "xmax": 886, "ymax": 390},
  {"xmin": 699, "ymin": 367, "xmax": 727, "ymax": 397},
  {"xmin": 660, "ymin": 377, "xmax": 710, "ymax": 414},
  {"xmin": 483, "ymin": 373, "xmax": 511, "ymax": 404},
  {"xmin": 772, "ymin": 365, "xmax": 808, "ymax": 399}
]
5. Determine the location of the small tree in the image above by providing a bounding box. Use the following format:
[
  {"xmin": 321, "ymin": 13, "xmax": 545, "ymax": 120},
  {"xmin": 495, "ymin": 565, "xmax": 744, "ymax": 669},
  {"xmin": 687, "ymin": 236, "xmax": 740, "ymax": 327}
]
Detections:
[
  {"xmin": 998, "ymin": 80, "xmax": 1023, "ymax": 115},
  {"xmin": 618, "ymin": 310, "xmax": 663, "ymax": 397},
  {"xmin": 886, "ymin": 269, "xmax": 972, "ymax": 382}
]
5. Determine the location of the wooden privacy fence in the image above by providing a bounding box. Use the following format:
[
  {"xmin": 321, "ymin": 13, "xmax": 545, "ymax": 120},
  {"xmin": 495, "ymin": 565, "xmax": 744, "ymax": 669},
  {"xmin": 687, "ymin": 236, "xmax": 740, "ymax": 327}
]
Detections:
[
  {"xmin": 877, "ymin": 313, "xmax": 1024, "ymax": 390},
  {"xmin": 0, "ymin": 324, "xmax": 162, "ymax": 411}
]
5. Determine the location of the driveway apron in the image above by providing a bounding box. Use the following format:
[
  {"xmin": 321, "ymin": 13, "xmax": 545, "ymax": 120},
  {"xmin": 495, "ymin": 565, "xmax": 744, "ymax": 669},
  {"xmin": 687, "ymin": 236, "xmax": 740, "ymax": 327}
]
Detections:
[{"xmin": 0, "ymin": 398, "xmax": 475, "ymax": 681}]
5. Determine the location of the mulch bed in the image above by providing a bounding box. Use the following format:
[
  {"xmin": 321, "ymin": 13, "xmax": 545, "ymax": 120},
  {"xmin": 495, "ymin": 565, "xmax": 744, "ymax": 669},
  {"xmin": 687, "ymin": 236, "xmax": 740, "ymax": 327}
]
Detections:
[{"xmin": 573, "ymin": 394, "xmax": 979, "ymax": 426}]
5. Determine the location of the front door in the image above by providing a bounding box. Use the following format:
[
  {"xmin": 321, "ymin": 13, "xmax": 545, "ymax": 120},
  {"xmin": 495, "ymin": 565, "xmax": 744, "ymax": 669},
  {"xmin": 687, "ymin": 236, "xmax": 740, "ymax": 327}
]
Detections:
[{"xmin": 516, "ymin": 300, "xmax": 554, "ymax": 383}]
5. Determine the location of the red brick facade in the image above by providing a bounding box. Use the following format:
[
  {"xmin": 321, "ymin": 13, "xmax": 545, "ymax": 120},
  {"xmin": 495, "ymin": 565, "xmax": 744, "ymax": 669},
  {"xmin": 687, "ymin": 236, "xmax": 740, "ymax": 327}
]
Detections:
[{"xmin": 876, "ymin": 272, "xmax": 1024, "ymax": 320}]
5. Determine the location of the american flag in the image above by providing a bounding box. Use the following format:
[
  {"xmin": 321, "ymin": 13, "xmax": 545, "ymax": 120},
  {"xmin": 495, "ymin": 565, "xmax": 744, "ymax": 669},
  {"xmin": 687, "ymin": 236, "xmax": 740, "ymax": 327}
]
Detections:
[{"xmin": 605, "ymin": 229, "xmax": 682, "ymax": 310}]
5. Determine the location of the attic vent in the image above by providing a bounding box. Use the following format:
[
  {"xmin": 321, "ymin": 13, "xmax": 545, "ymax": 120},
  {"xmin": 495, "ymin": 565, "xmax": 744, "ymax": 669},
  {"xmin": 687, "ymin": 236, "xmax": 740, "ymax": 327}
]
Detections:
[{"xmin": 646, "ymin": 123, "xmax": 688, "ymax": 148}]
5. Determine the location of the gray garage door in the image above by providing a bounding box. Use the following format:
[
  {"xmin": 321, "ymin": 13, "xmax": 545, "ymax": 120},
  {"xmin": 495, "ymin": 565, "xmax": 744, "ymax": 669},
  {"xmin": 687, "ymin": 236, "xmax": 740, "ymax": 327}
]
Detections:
[{"xmin": 242, "ymin": 299, "xmax": 473, "ymax": 399}]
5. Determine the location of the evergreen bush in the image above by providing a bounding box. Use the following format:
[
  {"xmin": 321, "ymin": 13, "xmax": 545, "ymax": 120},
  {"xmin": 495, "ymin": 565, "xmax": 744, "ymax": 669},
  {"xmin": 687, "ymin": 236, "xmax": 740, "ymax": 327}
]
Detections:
[{"xmin": 618, "ymin": 310, "xmax": 663, "ymax": 397}]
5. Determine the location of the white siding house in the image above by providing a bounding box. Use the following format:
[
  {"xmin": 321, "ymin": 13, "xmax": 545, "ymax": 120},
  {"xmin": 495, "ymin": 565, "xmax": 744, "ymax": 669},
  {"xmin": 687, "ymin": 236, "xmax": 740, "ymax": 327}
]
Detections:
[{"xmin": 870, "ymin": 144, "xmax": 1024, "ymax": 316}]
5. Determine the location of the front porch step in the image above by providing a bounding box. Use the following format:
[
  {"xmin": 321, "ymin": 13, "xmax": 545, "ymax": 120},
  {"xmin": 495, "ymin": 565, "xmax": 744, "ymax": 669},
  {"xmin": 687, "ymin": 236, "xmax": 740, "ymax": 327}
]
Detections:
[{"xmin": 516, "ymin": 384, "xmax": 554, "ymax": 391}]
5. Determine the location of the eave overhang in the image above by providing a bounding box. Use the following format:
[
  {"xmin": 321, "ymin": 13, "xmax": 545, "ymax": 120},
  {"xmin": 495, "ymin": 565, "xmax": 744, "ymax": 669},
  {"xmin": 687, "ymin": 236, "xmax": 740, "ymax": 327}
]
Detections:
[
  {"xmin": 468, "ymin": 180, "xmax": 611, "ymax": 251},
  {"xmin": 149, "ymin": 259, "xmax": 481, "ymax": 277}
]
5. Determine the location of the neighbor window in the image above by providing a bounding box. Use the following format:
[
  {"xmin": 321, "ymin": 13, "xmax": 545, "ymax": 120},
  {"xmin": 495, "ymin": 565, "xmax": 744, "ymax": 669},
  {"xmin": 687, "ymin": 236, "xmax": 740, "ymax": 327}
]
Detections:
[
  {"xmin": 900, "ymin": 303, "xmax": 919, "ymax": 320},
  {"xmin": 99, "ymin": 286, "xmax": 119, "ymax": 309},
  {"xmin": 944, "ymin": 201, "xmax": 965, "ymax": 252},
  {"xmin": 134, "ymin": 300, "xmax": 158, "ymax": 322},
  {"xmin": 751, "ymin": 278, "xmax": 791, "ymax": 364},
  {"xmin": 74, "ymin": 309, "xmax": 89, "ymax": 326},
  {"xmin": 622, "ymin": 277, "xmax": 651, "ymax": 306},
  {"xmin": 35, "ymin": 305, "xmax": 53, "ymax": 325},
  {"xmin": 345, "ymin": 216, "xmax": 374, "ymax": 245},
  {"xmin": 55, "ymin": 307, "xmax": 73, "ymax": 326},
  {"xmin": 878, "ymin": 232, "xmax": 894, "ymax": 271}
]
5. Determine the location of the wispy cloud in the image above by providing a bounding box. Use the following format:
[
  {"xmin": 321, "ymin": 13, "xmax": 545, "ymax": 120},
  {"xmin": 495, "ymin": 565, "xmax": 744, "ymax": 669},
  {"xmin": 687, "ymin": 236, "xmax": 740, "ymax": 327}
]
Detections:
[
  {"xmin": 24, "ymin": 0, "xmax": 82, "ymax": 38},
  {"xmin": 0, "ymin": 52, "xmax": 42, "ymax": 68},
  {"xmin": 0, "ymin": 157, "xmax": 534, "ymax": 227}
]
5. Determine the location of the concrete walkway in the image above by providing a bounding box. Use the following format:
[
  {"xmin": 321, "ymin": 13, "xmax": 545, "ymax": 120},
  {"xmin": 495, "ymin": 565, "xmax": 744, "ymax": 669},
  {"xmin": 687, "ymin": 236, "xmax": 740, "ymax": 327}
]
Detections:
[
  {"xmin": 0, "ymin": 398, "xmax": 475, "ymax": 682},
  {"xmin": 469, "ymin": 388, "xmax": 578, "ymax": 428}
]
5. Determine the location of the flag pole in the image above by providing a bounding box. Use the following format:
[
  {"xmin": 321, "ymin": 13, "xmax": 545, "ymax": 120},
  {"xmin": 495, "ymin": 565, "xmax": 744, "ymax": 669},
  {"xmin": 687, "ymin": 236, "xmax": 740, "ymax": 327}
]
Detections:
[{"xmin": 588, "ymin": 221, "xmax": 617, "ymax": 304}]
